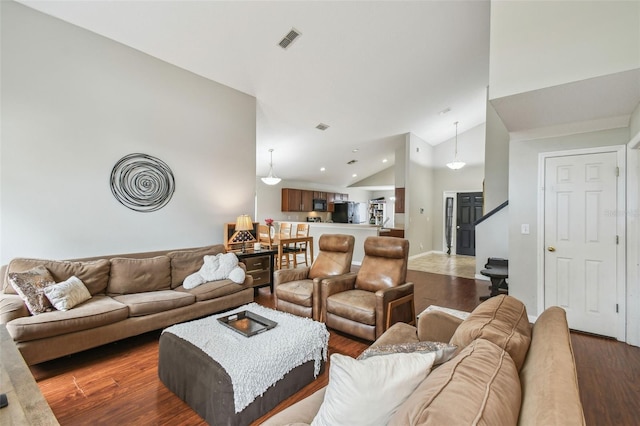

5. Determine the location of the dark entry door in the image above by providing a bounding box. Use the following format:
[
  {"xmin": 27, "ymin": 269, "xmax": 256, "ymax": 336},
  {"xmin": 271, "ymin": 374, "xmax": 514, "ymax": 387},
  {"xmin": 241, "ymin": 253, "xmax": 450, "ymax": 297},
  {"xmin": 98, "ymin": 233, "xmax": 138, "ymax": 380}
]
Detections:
[{"xmin": 456, "ymin": 192, "xmax": 483, "ymax": 256}]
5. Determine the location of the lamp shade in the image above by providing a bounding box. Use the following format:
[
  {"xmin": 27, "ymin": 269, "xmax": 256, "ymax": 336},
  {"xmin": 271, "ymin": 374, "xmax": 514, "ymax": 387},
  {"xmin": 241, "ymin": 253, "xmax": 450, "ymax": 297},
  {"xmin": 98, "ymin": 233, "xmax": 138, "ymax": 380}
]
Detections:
[{"xmin": 235, "ymin": 214, "xmax": 253, "ymax": 231}]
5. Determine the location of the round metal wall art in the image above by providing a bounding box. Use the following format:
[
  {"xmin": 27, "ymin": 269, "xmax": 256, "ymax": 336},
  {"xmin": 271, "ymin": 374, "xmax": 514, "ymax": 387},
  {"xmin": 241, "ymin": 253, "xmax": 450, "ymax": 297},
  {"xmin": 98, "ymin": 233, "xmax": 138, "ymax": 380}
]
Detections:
[{"xmin": 110, "ymin": 153, "xmax": 175, "ymax": 212}]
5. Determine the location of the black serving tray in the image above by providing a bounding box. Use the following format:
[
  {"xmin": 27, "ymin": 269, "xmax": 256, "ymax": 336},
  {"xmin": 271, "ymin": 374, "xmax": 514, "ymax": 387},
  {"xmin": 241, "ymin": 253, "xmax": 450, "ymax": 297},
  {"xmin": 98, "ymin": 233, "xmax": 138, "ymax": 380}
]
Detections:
[{"xmin": 217, "ymin": 310, "xmax": 277, "ymax": 337}]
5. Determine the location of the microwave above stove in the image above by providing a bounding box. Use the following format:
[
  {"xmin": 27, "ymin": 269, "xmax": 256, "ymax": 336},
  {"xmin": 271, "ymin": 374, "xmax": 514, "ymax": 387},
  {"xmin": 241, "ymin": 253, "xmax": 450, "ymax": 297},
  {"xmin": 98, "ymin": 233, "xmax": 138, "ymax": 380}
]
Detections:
[{"xmin": 313, "ymin": 199, "xmax": 327, "ymax": 211}]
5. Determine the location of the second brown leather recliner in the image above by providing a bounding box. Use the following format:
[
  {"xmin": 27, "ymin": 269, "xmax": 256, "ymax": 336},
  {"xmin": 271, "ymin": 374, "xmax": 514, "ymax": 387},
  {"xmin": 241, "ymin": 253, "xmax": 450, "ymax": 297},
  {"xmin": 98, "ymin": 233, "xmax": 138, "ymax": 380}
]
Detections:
[
  {"xmin": 321, "ymin": 236, "xmax": 414, "ymax": 341},
  {"xmin": 274, "ymin": 234, "xmax": 355, "ymax": 320}
]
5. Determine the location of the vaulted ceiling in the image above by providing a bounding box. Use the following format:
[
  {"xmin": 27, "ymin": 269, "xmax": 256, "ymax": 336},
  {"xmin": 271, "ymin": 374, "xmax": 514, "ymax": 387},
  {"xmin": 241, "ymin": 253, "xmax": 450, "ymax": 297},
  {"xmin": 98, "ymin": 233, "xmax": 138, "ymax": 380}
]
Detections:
[{"xmin": 19, "ymin": 0, "xmax": 491, "ymax": 187}]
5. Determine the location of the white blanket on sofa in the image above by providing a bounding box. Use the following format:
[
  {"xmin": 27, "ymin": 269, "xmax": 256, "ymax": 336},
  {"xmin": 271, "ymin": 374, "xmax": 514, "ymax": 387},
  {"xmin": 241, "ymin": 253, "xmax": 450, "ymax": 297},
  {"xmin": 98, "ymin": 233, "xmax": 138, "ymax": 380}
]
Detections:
[{"xmin": 162, "ymin": 303, "xmax": 329, "ymax": 413}]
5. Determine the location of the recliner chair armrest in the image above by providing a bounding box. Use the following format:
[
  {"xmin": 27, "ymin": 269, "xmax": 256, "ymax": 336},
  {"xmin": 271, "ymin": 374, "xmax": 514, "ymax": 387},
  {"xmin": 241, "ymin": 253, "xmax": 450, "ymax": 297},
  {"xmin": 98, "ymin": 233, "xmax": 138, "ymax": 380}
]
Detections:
[
  {"xmin": 321, "ymin": 273, "xmax": 357, "ymax": 297},
  {"xmin": 416, "ymin": 310, "xmax": 464, "ymax": 343},
  {"xmin": 375, "ymin": 282, "xmax": 414, "ymax": 338},
  {"xmin": 273, "ymin": 266, "xmax": 311, "ymax": 288}
]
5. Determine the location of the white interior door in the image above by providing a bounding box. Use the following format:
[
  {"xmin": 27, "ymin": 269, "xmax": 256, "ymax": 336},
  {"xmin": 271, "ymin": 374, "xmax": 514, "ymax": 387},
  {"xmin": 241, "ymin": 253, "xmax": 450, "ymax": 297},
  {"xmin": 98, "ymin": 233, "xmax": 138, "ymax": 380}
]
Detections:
[{"xmin": 544, "ymin": 152, "xmax": 618, "ymax": 337}]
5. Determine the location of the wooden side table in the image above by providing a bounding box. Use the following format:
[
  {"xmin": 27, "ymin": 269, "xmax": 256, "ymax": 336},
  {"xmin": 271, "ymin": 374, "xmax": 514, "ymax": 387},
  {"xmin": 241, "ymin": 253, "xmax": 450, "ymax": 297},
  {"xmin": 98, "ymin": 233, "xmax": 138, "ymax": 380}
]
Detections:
[{"xmin": 234, "ymin": 249, "xmax": 277, "ymax": 294}]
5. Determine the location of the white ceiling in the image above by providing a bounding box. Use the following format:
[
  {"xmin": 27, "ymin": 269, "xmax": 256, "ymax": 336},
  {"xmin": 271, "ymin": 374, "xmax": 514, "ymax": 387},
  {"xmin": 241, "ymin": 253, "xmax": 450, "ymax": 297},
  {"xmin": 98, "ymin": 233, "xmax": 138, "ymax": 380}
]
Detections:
[{"xmin": 18, "ymin": 0, "xmax": 491, "ymax": 187}]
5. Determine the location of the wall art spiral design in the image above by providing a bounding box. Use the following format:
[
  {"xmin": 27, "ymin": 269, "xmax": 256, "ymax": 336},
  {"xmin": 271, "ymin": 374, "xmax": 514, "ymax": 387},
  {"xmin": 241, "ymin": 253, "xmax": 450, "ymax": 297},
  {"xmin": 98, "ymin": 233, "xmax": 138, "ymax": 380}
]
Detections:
[{"xmin": 110, "ymin": 153, "xmax": 175, "ymax": 212}]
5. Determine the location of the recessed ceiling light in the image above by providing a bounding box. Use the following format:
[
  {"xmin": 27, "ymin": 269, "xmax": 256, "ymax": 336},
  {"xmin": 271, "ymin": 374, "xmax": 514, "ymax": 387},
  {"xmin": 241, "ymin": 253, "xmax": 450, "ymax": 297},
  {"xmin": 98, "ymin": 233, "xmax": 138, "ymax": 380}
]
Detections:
[
  {"xmin": 439, "ymin": 107, "xmax": 451, "ymax": 115},
  {"xmin": 320, "ymin": 167, "xmax": 326, "ymax": 172},
  {"xmin": 382, "ymin": 158, "xmax": 388, "ymax": 163},
  {"xmin": 352, "ymin": 148, "xmax": 359, "ymax": 153},
  {"xmin": 352, "ymin": 174, "xmax": 357, "ymax": 178}
]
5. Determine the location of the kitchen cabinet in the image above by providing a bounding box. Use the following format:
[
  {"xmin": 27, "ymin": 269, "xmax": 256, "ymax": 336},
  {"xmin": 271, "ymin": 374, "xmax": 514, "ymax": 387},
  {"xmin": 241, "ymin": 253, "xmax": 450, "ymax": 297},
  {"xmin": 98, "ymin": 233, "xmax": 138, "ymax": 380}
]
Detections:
[
  {"xmin": 281, "ymin": 188, "xmax": 313, "ymax": 212},
  {"xmin": 331, "ymin": 192, "xmax": 349, "ymax": 202},
  {"xmin": 313, "ymin": 191, "xmax": 327, "ymax": 200},
  {"xmin": 395, "ymin": 187, "xmax": 405, "ymax": 213}
]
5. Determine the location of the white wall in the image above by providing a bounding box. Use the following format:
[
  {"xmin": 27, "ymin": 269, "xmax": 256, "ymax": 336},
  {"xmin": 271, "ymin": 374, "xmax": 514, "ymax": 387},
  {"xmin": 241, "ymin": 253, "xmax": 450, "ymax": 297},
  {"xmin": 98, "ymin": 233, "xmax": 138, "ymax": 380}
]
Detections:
[
  {"xmin": 433, "ymin": 123, "xmax": 486, "ymax": 169},
  {"xmin": 508, "ymin": 127, "xmax": 629, "ymax": 316},
  {"xmin": 0, "ymin": 2, "xmax": 256, "ymax": 264},
  {"xmin": 489, "ymin": 1, "xmax": 640, "ymax": 99},
  {"xmin": 627, "ymin": 103, "xmax": 640, "ymax": 346},
  {"xmin": 484, "ymin": 102, "xmax": 510, "ymax": 212},
  {"xmin": 406, "ymin": 133, "xmax": 434, "ymax": 256}
]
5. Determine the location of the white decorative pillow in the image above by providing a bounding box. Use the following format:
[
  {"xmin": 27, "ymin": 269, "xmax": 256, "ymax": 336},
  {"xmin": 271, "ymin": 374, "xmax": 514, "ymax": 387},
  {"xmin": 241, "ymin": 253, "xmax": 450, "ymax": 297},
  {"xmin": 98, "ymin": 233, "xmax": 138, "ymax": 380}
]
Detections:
[
  {"xmin": 311, "ymin": 352, "xmax": 436, "ymax": 426},
  {"xmin": 358, "ymin": 341, "xmax": 458, "ymax": 365},
  {"xmin": 182, "ymin": 253, "xmax": 245, "ymax": 289},
  {"xmin": 44, "ymin": 276, "xmax": 92, "ymax": 311}
]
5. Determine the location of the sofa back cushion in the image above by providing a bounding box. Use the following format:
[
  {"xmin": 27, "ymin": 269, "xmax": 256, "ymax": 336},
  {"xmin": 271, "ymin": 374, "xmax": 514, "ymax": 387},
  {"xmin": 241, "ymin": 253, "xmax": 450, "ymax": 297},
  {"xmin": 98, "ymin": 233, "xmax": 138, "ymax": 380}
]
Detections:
[
  {"xmin": 4, "ymin": 258, "xmax": 111, "ymax": 296},
  {"xmin": 450, "ymin": 294, "xmax": 531, "ymax": 371},
  {"xmin": 107, "ymin": 256, "xmax": 171, "ymax": 295},
  {"xmin": 388, "ymin": 338, "xmax": 521, "ymax": 426},
  {"xmin": 518, "ymin": 306, "xmax": 585, "ymax": 425},
  {"xmin": 167, "ymin": 245, "xmax": 225, "ymax": 288}
]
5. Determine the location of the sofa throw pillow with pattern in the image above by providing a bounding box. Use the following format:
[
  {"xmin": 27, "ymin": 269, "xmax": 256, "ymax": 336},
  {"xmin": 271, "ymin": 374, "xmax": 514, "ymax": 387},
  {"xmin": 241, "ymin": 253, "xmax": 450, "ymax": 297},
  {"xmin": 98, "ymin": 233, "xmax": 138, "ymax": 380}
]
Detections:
[
  {"xmin": 9, "ymin": 265, "xmax": 56, "ymax": 315},
  {"xmin": 44, "ymin": 276, "xmax": 92, "ymax": 311},
  {"xmin": 358, "ymin": 341, "xmax": 458, "ymax": 365}
]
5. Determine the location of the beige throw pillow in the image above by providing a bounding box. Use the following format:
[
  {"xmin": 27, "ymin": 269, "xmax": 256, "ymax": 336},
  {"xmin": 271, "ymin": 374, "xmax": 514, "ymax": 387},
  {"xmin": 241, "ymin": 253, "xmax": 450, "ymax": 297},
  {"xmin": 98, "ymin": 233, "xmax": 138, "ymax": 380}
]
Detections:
[
  {"xmin": 44, "ymin": 276, "xmax": 92, "ymax": 311},
  {"xmin": 8, "ymin": 265, "xmax": 56, "ymax": 315}
]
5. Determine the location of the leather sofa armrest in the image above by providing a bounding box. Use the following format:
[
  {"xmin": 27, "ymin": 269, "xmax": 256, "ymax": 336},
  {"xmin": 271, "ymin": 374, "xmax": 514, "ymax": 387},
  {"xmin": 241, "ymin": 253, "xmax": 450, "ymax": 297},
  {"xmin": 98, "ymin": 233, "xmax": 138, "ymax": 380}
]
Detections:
[
  {"xmin": 375, "ymin": 282, "xmax": 414, "ymax": 339},
  {"xmin": 273, "ymin": 266, "xmax": 311, "ymax": 288},
  {"xmin": 417, "ymin": 310, "xmax": 464, "ymax": 342}
]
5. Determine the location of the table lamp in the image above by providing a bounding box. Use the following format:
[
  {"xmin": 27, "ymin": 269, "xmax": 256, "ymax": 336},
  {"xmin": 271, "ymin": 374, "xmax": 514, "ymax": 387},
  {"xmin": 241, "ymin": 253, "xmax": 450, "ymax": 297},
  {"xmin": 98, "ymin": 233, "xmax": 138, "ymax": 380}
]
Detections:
[{"xmin": 230, "ymin": 214, "xmax": 255, "ymax": 252}]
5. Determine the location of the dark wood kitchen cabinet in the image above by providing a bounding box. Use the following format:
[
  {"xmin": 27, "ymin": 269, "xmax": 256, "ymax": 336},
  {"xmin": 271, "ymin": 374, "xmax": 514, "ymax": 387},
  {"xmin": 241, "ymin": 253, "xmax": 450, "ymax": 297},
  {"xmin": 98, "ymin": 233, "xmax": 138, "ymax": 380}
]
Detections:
[
  {"xmin": 395, "ymin": 187, "xmax": 405, "ymax": 213},
  {"xmin": 282, "ymin": 188, "xmax": 313, "ymax": 212},
  {"xmin": 313, "ymin": 191, "xmax": 327, "ymax": 200}
]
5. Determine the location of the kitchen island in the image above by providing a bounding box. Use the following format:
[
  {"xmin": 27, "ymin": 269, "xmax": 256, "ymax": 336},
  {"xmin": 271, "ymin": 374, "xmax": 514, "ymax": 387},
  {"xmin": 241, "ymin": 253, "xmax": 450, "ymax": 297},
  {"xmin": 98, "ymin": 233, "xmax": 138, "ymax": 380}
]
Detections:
[{"xmin": 277, "ymin": 222, "xmax": 390, "ymax": 265}]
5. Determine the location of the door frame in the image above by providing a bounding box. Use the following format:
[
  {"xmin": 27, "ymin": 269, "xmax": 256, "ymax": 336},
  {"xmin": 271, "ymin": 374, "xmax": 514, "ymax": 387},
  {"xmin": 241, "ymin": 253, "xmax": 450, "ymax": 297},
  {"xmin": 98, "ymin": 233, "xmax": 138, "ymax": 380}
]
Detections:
[
  {"xmin": 537, "ymin": 145, "xmax": 626, "ymax": 341},
  {"xmin": 442, "ymin": 189, "xmax": 482, "ymax": 254}
]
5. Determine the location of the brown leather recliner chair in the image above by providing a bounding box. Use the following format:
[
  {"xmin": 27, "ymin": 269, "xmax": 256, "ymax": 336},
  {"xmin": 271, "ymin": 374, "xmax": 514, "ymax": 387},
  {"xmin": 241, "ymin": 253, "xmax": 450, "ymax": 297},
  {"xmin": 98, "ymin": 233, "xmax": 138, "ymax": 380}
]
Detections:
[
  {"xmin": 274, "ymin": 234, "xmax": 355, "ymax": 321},
  {"xmin": 322, "ymin": 236, "xmax": 414, "ymax": 341}
]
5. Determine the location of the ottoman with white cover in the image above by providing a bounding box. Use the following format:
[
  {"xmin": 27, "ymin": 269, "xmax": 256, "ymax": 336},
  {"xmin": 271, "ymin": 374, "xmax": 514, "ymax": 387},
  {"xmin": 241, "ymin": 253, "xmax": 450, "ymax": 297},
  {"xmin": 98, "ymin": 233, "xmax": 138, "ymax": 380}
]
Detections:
[{"xmin": 159, "ymin": 303, "xmax": 329, "ymax": 425}]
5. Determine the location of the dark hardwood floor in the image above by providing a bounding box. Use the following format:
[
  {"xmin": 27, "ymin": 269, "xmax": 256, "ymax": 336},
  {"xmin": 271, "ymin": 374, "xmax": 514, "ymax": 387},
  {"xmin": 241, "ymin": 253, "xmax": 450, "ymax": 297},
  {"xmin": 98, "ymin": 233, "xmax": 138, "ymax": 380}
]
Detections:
[{"xmin": 29, "ymin": 270, "xmax": 640, "ymax": 425}]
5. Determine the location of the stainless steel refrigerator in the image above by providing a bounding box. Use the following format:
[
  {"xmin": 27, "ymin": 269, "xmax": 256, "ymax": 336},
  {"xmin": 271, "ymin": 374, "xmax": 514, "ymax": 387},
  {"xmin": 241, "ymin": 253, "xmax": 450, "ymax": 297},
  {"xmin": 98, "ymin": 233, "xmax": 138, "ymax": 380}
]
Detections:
[{"xmin": 332, "ymin": 202, "xmax": 367, "ymax": 223}]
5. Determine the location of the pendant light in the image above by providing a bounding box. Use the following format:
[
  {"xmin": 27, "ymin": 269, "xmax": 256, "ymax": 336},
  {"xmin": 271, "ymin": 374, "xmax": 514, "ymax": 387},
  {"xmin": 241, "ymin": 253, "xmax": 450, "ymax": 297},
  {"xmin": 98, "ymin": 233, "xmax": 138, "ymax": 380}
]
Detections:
[
  {"xmin": 446, "ymin": 121, "xmax": 466, "ymax": 170},
  {"xmin": 261, "ymin": 149, "xmax": 282, "ymax": 185}
]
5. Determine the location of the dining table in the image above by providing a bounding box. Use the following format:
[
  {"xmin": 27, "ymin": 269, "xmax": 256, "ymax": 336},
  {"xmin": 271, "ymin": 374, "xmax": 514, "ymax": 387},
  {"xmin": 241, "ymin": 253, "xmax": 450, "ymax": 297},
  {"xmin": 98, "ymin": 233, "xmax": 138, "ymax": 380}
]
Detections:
[{"xmin": 273, "ymin": 235, "xmax": 314, "ymax": 269}]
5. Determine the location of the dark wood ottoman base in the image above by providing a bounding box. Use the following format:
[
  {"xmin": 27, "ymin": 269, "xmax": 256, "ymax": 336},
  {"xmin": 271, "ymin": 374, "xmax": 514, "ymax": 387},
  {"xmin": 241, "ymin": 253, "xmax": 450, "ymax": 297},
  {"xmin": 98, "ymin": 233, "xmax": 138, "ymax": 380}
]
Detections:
[{"xmin": 159, "ymin": 332, "xmax": 320, "ymax": 426}]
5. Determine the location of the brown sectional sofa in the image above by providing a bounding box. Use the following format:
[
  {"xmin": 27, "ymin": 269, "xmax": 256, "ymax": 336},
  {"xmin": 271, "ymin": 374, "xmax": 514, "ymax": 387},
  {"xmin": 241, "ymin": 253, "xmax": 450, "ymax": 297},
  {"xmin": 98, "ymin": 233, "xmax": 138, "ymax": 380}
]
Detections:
[
  {"xmin": 0, "ymin": 245, "xmax": 254, "ymax": 365},
  {"xmin": 263, "ymin": 295, "xmax": 585, "ymax": 425}
]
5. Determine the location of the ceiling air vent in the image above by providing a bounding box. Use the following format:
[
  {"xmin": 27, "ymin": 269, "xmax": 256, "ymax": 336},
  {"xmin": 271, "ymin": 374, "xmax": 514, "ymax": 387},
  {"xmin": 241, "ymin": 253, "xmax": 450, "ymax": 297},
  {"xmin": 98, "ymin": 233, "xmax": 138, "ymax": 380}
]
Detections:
[
  {"xmin": 347, "ymin": 159, "xmax": 358, "ymax": 165},
  {"xmin": 278, "ymin": 28, "xmax": 301, "ymax": 49},
  {"xmin": 316, "ymin": 123, "xmax": 329, "ymax": 131}
]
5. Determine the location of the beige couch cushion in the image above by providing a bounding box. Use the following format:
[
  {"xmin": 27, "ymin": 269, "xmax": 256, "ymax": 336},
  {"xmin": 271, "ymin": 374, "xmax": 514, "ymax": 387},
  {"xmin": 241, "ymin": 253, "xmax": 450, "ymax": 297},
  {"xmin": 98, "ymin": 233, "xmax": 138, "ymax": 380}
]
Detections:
[
  {"xmin": 113, "ymin": 290, "xmax": 195, "ymax": 317},
  {"xmin": 107, "ymin": 256, "xmax": 171, "ymax": 295},
  {"xmin": 4, "ymin": 258, "xmax": 111, "ymax": 296},
  {"xmin": 175, "ymin": 279, "xmax": 245, "ymax": 302},
  {"xmin": 389, "ymin": 338, "xmax": 521, "ymax": 426},
  {"xmin": 167, "ymin": 245, "xmax": 225, "ymax": 289},
  {"xmin": 450, "ymin": 294, "xmax": 531, "ymax": 370},
  {"xmin": 6, "ymin": 295, "xmax": 128, "ymax": 342}
]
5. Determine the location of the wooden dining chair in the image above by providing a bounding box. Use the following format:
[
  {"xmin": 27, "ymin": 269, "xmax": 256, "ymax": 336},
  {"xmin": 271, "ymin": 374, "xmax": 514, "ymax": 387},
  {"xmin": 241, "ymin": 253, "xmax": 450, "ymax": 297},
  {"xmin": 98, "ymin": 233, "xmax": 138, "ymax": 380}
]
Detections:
[
  {"xmin": 278, "ymin": 222, "xmax": 293, "ymax": 268},
  {"xmin": 291, "ymin": 223, "xmax": 310, "ymax": 267},
  {"xmin": 258, "ymin": 225, "xmax": 274, "ymax": 249}
]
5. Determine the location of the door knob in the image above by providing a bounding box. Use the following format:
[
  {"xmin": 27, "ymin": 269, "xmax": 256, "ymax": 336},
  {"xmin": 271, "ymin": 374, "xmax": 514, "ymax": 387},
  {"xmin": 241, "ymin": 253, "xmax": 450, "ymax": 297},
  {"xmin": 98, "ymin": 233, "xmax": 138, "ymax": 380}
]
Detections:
[
  {"xmin": 456, "ymin": 226, "xmax": 460, "ymax": 229},
  {"xmin": 547, "ymin": 246, "xmax": 556, "ymax": 252}
]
